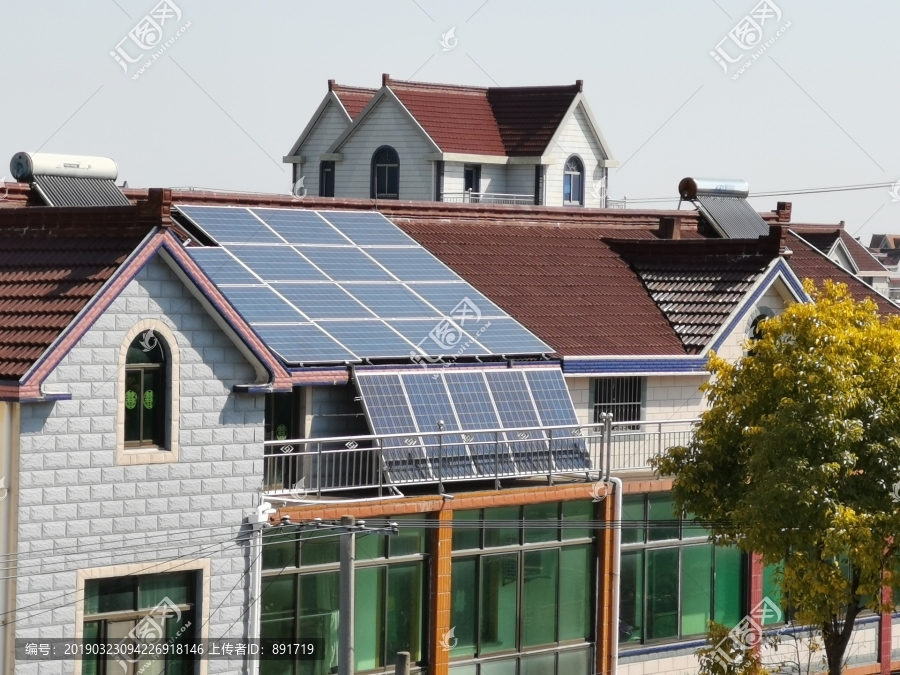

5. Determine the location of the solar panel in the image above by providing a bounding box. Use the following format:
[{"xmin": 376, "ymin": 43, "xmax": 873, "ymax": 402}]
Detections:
[
  {"xmin": 250, "ymin": 208, "xmax": 350, "ymax": 245},
  {"xmin": 525, "ymin": 369, "xmax": 590, "ymax": 471},
  {"xmin": 404, "ymin": 283, "xmax": 508, "ymax": 318},
  {"xmin": 364, "ymin": 248, "xmax": 461, "ymax": 281},
  {"xmin": 178, "ymin": 206, "xmax": 283, "ymax": 244},
  {"xmin": 341, "ymin": 284, "xmax": 442, "ymax": 319},
  {"xmin": 356, "ymin": 374, "xmax": 431, "ymax": 482},
  {"xmin": 470, "ymin": 318, "xmax": 552, "ymax": 354},
  {"xmin": 251, "ymin": 324, "xmax": 356, "ymax": 363},
  {"xmin": 298, "ymin": 247, "xmax": 394, "ymax": 281},
  {"xmin": 187, "ymin": 248, "xmax": 261, "ymax": 285},
  {"xmin": 216, "ymin": 286, "xmax": 306, "ymax": 324},
  {"xmin": 695, "ymin": 195, "xmax": 770, "ymax": 239},
  {"xmin": 386, "ymin": 320, "xmax": 491, "ymax": 356},
  {"xmin": 318, "ymin": 211, "xmax": 417, "ymax": 246},
  {"xmin": 484, "ymin": 370, "xmax": 549, "ymax": 473},
  {"xmin": 228, "ymin": 246, "xmax": 329, "ymax": 282},
  {"xmin": 271, "ymin": 283, "xmax": 375, "ymax": 320},
  {"xmin": 319, "ymin": 321, "xmax": 417, "ymax": 358}
]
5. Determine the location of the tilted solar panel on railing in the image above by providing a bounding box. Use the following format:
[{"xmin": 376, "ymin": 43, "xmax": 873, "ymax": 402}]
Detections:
[
  {"xmin": 177, "ymin": 206, "xmax": 553, "ymax": 364},
  {"xmin": 525, "ymin": 369, "xmax": 590, "ymax": 471},
  {"xmin": 484, "ymin": 370, "xmax": 550, "ymax": 474}
]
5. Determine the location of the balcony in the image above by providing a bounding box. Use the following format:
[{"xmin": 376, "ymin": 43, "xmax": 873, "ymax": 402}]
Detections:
[
  {"xmin": 442, "ymin": 190, "xmax": 535, "ymax": 206},
  {"xmin": 263, "ymin": 418, "xmax": 698, "ymax": 499}
]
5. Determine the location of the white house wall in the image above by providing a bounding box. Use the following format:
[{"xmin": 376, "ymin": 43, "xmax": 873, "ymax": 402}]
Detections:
[
  {"xmin": 333, "ymin": 97, "xmax": 435, "ymax": 201},
  {"xmin": 443, "ymin": 162, "xmax": 465, "ymax": 197},
  {"xmin": 295, "ymin": 100, "xmax": 350, "ymax": 196},
  {"xmin": 480, "ymin": 163, "xmax": 507, "ymax": 194},
  {"xmin": 543, "ymin": 104, "xmax": 608, "ymax": 208},
  {"xmin": 715, "ymin": 284, "xmax": 789, "ymax": 363},
  {"xmin": 506, "ymin": 164, "xmax": 535, "ymax": 199}
]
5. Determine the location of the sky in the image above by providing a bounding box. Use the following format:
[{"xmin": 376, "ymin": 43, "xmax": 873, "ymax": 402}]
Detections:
[{"xmin": 1, "ymin": 0, "xmax": 897, "ymax": 243}]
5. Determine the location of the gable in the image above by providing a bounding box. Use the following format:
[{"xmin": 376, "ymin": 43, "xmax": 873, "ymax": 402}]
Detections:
[{"xmin": 329, "ymin": 92, "xmax": 440, "ymax": 156}]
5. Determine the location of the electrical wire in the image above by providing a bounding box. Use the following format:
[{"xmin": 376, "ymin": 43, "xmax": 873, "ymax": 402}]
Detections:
[{"xmin": 610, "ymin": 180, "xmax": 898, "ymax": 204}]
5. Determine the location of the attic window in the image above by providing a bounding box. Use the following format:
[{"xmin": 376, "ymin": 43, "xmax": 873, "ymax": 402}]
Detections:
[
  {"xmin": 371, "ymin": 146, "xmax": 399, "ymax": 199},
  {"xmin": 124, "ymin": 330, "xmax": 167, "ymax": 448},
  {"xmin": 564, "ymin": 156, "xmax": 584, "ymax": 206}
]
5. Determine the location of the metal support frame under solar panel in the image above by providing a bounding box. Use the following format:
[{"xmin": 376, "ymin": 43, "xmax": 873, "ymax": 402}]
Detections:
[
  {"xmin": 176, "ymin": 205, "xmax": 553, "ymax": 365},
  {"xmin": 353, "ymin": 367, "xmax": 593, "ymax": 491}
]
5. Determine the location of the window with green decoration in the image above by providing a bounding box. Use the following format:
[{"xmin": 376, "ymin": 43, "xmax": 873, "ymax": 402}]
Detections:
[{"xmin": 124, "ymin": 329, "xmax": 167, "ymax": 448}]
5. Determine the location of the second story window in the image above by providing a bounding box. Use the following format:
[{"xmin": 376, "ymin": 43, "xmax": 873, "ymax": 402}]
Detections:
[
  {"xmin": 563, "ymin": 156, "xmax": 584, "ymax": 206},
  {"xmin": 319, "ymin": 160, "xmax": 335, "ymax": 197},
  {"xmin": 371, "ymin": 146, "xmax": 399, "ymax": 199},
  {"xmin": 125, "ymin": 330, "xmax": 167, "ymax": 448},
  {"xmin": 464, "ymin": 164, "xmax": 481, "ymax": 193},
  {"xmin": 593, "ymin": 377, "xmax": 643, "ymax": 425}
]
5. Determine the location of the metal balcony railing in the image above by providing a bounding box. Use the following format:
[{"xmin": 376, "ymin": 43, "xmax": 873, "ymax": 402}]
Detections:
[
  {"xmin": 442, "ymin": 191, "xmax": 534, "ymax": 206},
  {"xmin": 262, "ymin": 418, "xmax": 698, "ymax": 498}
]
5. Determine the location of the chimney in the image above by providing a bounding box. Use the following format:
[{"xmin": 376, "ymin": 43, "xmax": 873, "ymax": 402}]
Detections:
[
  {"xmin": 775, "ymin": 201, "xmax": 792, "ymax": 223},
  {"xmin": 328, "ymin": 79, "xmax": 335, "ymax": 91},
  {"xmin": 382, "ymin": 73, "xmax": 390, "ymax": 86},
  {"xmin": 658, "ymin": 216, "xmax": 681, "ymax": 240},
  {"xmin": 766, "ymin": 224, "xmax": 791, "ymax": 258},
  {"xmin": 575, "ymin": 79, "xmax": 583, "ymax": 92}
]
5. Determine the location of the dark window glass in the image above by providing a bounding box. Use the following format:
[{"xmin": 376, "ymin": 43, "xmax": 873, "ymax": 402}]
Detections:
[
  {"xmin": 619, "ymin": 551, "xmax": 643, "ymax": 644},
  {"xmin": 646, "ymin": 548, "xmax": 679, "ymax": 640},
  {"xmin": 480, "ymin": 554, "xmax": 519, "ymax": 654},
  {"xmin": 85, "ymin": 577, "xmax": 136, "ymax": 615},
  {"xmin": 450, "ymin": 558, "xmax": 478, "ymax": 658},
  {"xmin": 484, "ymin": 506, "xmax": 520, "ymax": 548},
  {"xmin": 371, "ymin": 146, "xmax": 400, "ymax": 199},
  {"xmin": 124, "ymin": 330, "xmax": 167, "ymax": 447},
  {"xmin": 464, "ymin": 165, "xmax": 481, "ymax": 193},
  {"xmin": 301, "ymin": 530, "xmax": 340, "ymax": 566},
  {"xmin": 593, "ymin": 377, "xmax": 642, "ymax": 425},
  {"xmin": 263, "ymin": 527, "xmax": 299, "ymax": 570},
  {"xmin": 524, "ymin": 502, "xmax": 559, "ymax": 543},
  {"xmin": 320, "ymin": 160, "xmax": 335, "ymax": 197},
  {"xmin": 564, "ymin": 156, "xmax": 584, "ymax": 205},
  {"xmin": 390, "ymin": 515, "xmax": 426, "ymax": 557},
  {"xmin": 386, "ymin": 563, "xmax": 423, "ymax": 664},
  {"xmin": 298, "ymin": 572, "xmax": 339, "ymax": 675},
  {"xmin": 523, "ymin": 548, "xmax": 559, "ymax": 646},
  {"xmin": 452, "ymin": 509, "xmax": 482, "ymax": 550}
]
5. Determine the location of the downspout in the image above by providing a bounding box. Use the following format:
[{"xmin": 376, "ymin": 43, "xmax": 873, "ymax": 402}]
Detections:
[
  {"xmin": 0, "ymin": 402, "xmax": 19, "ymax": 675},
  {"xmin": 609, "ymin": 476, "xmax": 623, "ymax": 675},
  {"xmin": 246, "ymin": 500, "xmax": 273, "ymax": 675}
]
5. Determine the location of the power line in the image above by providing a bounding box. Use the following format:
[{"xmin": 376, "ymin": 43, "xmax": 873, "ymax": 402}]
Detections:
[{"xmin": 611, "ymin": 180, "xmax": 898, "ymax": 204}]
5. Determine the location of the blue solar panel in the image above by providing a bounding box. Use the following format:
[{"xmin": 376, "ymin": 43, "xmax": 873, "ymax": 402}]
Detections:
[
  {"xmin": 404, "ymin": 283, "xmax": 508, "ymax": 318},
  {"xmin": 341, "ymin": 284, "xmax": 442, "ymax": 319},
  {"xmin": 485, "ymin": 370, "xmax": 549, "ymax": 473},
  {"xmin": 364, "ymin": 248, "xmax": 460, "ymax": 282},
  {"xmin": 319, "ymin": 321, "xmax": 415, "ymax": 358},
  {"xmin": 401, "ymin": 373, "xmax": 476, "ymax": 479},
  {"xmin": 228, "ymin": 246, "xmax": 329, "ymax": 282},
  {"xmin": 271, "ymin": 283, "xmax": 375, "ymax": 320},
  {"xmin": 298, "ymin": 247, "xmax": 394, "ymax": 281},
  {"xmin": 525, "ymin": 369, "xmax": 590, "ymax": 471},
  {"xmin": 386, "ymin": 320, "xmax": 491, "ymax": 356},
  {"xmin": 444, "ymin": 372, "xmax": 516, "ymax": 475},
  {"xmin": 217, "ymin": 286, "xmax": 306, "ymax": 324},
  {"xmin": 177, "ymin": 206, "xmax": 282, "ymax": 244},
  {"xmin": 250, "ymin": 209, "xmax": 350, "ymax": 245},
  {"xmin": 251, "ymin": 324, "xmax": 356, "ymax": 363},
  {"xmin": 318, "ymin": 211, "xmax": 416, "ymax": 246},
  {"xmin": 469, "ymin": 318, "xmax": 552, "ymax": 354},
  {"xmin": 187, "ymin": 247, "xmax": 260, "ymax": 285},
  {"xmin": 356, "ymin": 374, "xmax": 431, "ymax": 482}
]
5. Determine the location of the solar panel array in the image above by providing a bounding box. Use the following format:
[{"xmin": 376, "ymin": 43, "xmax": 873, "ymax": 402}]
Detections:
[
  {"xmin": 355, "ymin": 368, "xmax": 590, "ymax": 483},
  {"xmin": 179, "ymin": 206, "xmax": 551, "ymax": 364},
  {"xmin": 695, "ymin": 195, "xmax": 770, "ymax": 239}
]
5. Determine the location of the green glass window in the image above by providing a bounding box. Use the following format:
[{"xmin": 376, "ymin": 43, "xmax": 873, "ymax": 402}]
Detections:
[
  {"xmin": 524, "ymin": 503, "xmax": 559, "ymax": 543},
  {"xmin": 301, "ymin": 529, "xmax": 340, "ymax": 566},
  {"xmin": 682, "ymin": 511, "xmax": 708, "ymax": 539},
  {"xmin": 481, "ymin": 659, "xmax": 517, "ymax": 675},
  {"xmin": 124, "ymin": 330, "xmax": 167, "ymax": 447},
  {"xmin": 453, "ymin": 509, "xmax": 482, "ymax": 550},
  {"xmin": 648, "ymin": 494, "xmax": 679, "ymax": 542},
  {"xmin": 484, "ymin": 507, "xmax": 520, "ymax": 548},
  {"xmin": 520, "ymin": 651, "xmax": 556, "ymax": 675},
  {"xmin": 714, "ymin": 546, "xmax": 743, "ymax": 628},
  {"xmin": 480, "ymin": 554, "xmax": 519, "ymax": 653},
  {"xmin": 262, "ymin": 575, "xmax": 297, "ymax": 666},
  {"xmin": 558, "ymin": 647, "xmax": 591, "ymax": 675},
  {"xmin": 619, "ymin": 551, "xmax": 643, "ymax": 644},
  {"xmin": 762, "ymin": 562, "xmax": 783, "ymax": 625},
  {"xmin": 85, "ymin": 577, "xmax": 135, "ymax": 615},
  {"xmin": 356, "ymin": 532, "xmax": 387, "ymax": 561},
  {"xmin": 646, "ymin": 548, "xmax": 679, "ymax": 640},
  {"xmin": 355, "ymin": 567, "xmax": 385, "ymax": 671},
  {"xmin": 386, "ymin": 563, "xmax": 423, "ymax": 664},
  {"xmin": 523, "ymin": 549, "xmax": 559, "ymax": 646},
  {"xmin": 263, "ymin": 527, "xmax": 299, "ymax": 570},
  {"xmin": 621, "ymin": 495, "xmax": 645, "ymax": 545},
  {"xmin": 450, "ymin": 558, "xmax": 478, "ymax": 658},
  {"xmin": 681, "ymin": 544, "xmax": 713, "ymax": 636},
  {"xmin": 82, "ymin": 621, "xmax": 101, "ymax": 675},
  {"xmin": 559, "ymin": 545, "xmax": 592, "ymax": 641},
  {"xmin": 298, "ymin": 572, "xmax": 339, "ymax": 675},
  {"xmin": 390, "ymin": 515, "xmax": 426, "ymax": 557},
  {"xmin": 562, "ymin": 500, "xmax": 593, "ymax": 540}
]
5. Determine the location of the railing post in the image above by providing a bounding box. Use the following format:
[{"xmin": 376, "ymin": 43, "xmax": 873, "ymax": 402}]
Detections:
[
  {"xmin": 657, "ymin": 422, "xmax": 662, "ymax": 464},
  {"xmin": 494, "ymin": 431, "xmax": 500, "ymax": 490},
  {"xmin": 378, "ymin": 440, "xmax": 384, "ymax": 498},
  {"xmin": 437, "ymin": 420, "xmax": 445, "ymax": 494},
  {"xmin": 316, "ymin": 441, "xmax": 322, "ymax": 498},
  {"xmin": 604, "ymin": 413, "xmax": 612, "ymax": 482}
]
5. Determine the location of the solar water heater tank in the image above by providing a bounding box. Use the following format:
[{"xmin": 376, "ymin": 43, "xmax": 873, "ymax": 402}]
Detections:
[{"xmin": 10, "ymin": 152, "xmax": 119, "ymax": 181}]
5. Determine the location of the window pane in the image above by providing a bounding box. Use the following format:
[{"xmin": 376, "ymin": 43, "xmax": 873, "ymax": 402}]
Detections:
[
  {"xmin": 301, "ymin": 530, "xmax": 340, "ymax": 566},
  {"xmin": 621, "ymin": 495, "xmax": 645, "ymax": 545},
  {"xmin": 386, "ymin": 563, "xmax": 423, "ymax": 664},
  {"xmin": 558, "ymin": 647, "xmax": 590, "ymax": 675},
  {"xmin": 682, "ymin": 511, "xmax": 708, "ymax": 539},
  {"xmin": 355, "ymin": 566, "xmax": 385, "ymax": 671},
  {"xmin": 165, "ymin": 608, "xmax": 196, "ymax": 675},
  {"xmin": 142, "ymin": 368, "xmax": 162, "ymax": 445},
  {"xmin": 681, "ymin": 544, "xmax": 713, "ymax": 636},
  {"xmin": 762, "ymin": 562, "xmax": 783, "ymax": 625},
  {"xmin": 564, "ymin": 174, "xmax": 572, "ymax": 202},
  {"xmin": 648, "ymin": 494, "xmax": 679, "ymax": 542},
  {"xmin": 524, "ymin": 503, "xmax": 559, "ymax": 543},
  {"xmin": 376, "ymin": 166, "xmax": 387, "ymax": 195},
  {"xmin": 299, "ymin": 572, "xmax": 340, "ymax": 675},
  {"xmin": 521, "ymin": 651, "xmax": 556, "ymax": 675},
  {"xmin": 481, "ymin": 659, "xmax": 517, "ymax": 675},
  {"xmin": 480, "ymin": 554, "xmax": 518, "ymax": 654},
  {"xmin": 560, "ymin": 545, "xmax": 592, "ymax": 641},
  {"xmin": 523, "ymin": 549, "xmax": 559, "ymax": 646},
  {"xmin": 572, "ymin": 175, "xmax": 582, "ymax": 204},
  {"xmin": 646, "ymin": 548, "xmax": 679, "ymax": 640},
  {"xmin": 82, "ymin": 621, "xmax": 101, "ymax": 675},
  {"xmin": 450, "ymin": 666, "xmax": 478, "ymax": 675},
  {"xmin": 387, "ymin": 166, "xmax": 399, "ymax": 196},
  {"xmin": 124, "ymin": 369, "xmax": 142, "ymax": 443},
  {"xmin": 619, "ymin": 551, "xmax": 643, "ymax": 644},
  {"xmin": 139, "ymin": 572, "xmax": 191, "ymax": 609},
  {"xmin": 356, "ymin": 533, "xmax": 386, "ymax": 561},
  {"xmin": 562, "ymin": 500, "xmax": 593, "ymax": 541},
  {"xmin": 484, "ymin": 506, "xmax": 519, "ymax": 548},
  {"xmin": 391, "ymin": 515, "xmax": 426, "ymax": 556},
  {"xmin": 261, "ymin": 575, "xmax": 296, "ymax": 675},
  {"xmin": 594, "ymin": 377, "xmax": 642, "ymax": 424},
  {"xmin": 452, "ymin": 510, "xmax": 481, "ymax": 550},
  {"xmin": 714, "ymin": 546, "xmax": 743, "ymax": 628},
  {"xmin": 266, "ymin": 392, "xmax": 294, "ymax": 441},
  {"xmin": 263, "ymin": 528, "xmax": 298, "ymax": 570},
  {"xmin": 86, "ymin": 577, "xmax": 136, "ymax": 615},
  {"xmin": 450, "ymin": 558, "xmax": 478, "ymax": 658}
]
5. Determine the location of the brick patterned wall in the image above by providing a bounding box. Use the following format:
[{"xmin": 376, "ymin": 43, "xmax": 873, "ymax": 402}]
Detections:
[{"xmin": 14, "ymin": 255, "xmax": 265, "ymax": 674}]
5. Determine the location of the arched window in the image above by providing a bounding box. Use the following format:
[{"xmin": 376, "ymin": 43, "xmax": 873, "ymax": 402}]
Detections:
[
  {"xmin": 563, "ymin": 155, "xmax": 584, "ymax": 206},
  {"xmin": 124, "ymin": 329, "xmax": 167, "ymax": 447},
  {"xmin": 371, "ymin": 146, "xmax": 400, "ymax": 199}
]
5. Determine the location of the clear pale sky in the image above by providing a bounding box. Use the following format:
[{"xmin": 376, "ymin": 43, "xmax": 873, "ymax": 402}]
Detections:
[{"xmin": 1, "ymin": 0, "xmax": 896, "ymax": 241}]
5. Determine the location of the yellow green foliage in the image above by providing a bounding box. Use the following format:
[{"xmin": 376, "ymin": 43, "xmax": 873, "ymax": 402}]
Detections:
[{"xmin": 655, "ymin": 281, "xmax": 900, "ymax": 670}]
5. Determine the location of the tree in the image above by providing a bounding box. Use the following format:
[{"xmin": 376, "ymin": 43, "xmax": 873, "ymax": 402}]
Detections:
[{"xmin": 655, "ymin": 281, "xmax": 900, "ymax": 675}]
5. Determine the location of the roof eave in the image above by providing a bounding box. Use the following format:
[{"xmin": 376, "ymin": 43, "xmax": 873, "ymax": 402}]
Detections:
[{"xmin": 284, "ymin": 91, "xmax": 350, "ymax": 161}]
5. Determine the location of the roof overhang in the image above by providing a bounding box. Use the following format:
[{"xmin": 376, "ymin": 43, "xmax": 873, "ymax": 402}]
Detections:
[
  {"xmin": 541, "ymin": 93, "xmax": 617, "ymax": 165},
  {"xmin": 284, "ymin": 91, "xmax": 352, "ymax": 161}
]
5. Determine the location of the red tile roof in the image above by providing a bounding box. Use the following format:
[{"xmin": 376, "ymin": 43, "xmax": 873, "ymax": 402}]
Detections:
[
  {"xmin": 790, "ymin": 225, "xmax": 887, "ymax": 273},
  {"xmin": 385, "ymin": 78, "xmax": 581, "ymax": 156},
  {"xmin": 330, "ymin": 83, "xmax": 377, "ymax": 120},
  {"xmin": 0, "ymin": 193, "xmax": 171, "ymax": 379}
]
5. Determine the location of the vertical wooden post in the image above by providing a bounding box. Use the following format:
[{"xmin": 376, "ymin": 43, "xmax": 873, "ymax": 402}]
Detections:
[
  {"xmin": 880, "ymin": 585, "xmax": 892, "ymax": 675},
  {"xmin": 429, "ymin": 509, "xmax": 453, "ymax": 675},
  {"xmin": 596, "ymin": 491, "xmax": 616, "ymax": 675},
  {"xmin": 750, "ymin": 553, "xmax": 764, "ymax": 653}
]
